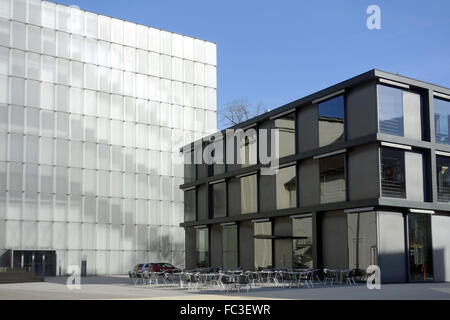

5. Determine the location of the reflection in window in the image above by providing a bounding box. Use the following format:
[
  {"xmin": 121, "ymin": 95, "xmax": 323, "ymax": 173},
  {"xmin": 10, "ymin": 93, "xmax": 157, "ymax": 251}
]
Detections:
[
  {"xmin": 347, "ymin": 212, "xmax": 377, "ymax": 271},
  {"xmin": 275, "ymin": 112, "xmax": 296, "ymax": 158},
  {"xmin": 292, "ymin": 217, "xmax": 313, "ymax": 269},
  {"xmin": 254, "ymin": 222, "xmax": 272, "ymax": 270},
  {"xmin": 184, "ymin": 189, "xmax": 196, "ymax": 222},
  {"xmin": 211, "ymin": 145, "xmax": 225, "ymax": 176},
  {"xmin": 320, "ymin": 154, "xmax": 346, "ymax": 204},
  {"xmin": 241, "ymin": 174, "xmax": 258, "ymax": 214},
  {"xmin": 196, "ymin": 228, "xmax": 209, "ymax": 268},
  {"xmin": 239, "ymin": 130, "xmax": 257, "ymax": 168},
  {"xmin": 381, "ymin": 147, "xmax": 406, "ymax": 199},
  {"xmin": 211, "ymin": 182, "xmax": 226, "ymax": 218},
  {"xmin": 184, "ymin": 148, "xmax": 195, "ymax": 183},
  {"xmin": 276, "ymin": 166, "xmax": 297, "ymax": 210},
  {"xmin": 436, "ymin": 156, "xmax": 450, "ymax": 203},
  {"xmin": 319, "ymin": 95, "xmax": 344, "ymax": 148},
  {"xmin": 408, "ymin": 214, "xmax": 434, "ymax": 281},
  {"xmin": 223, "ymin": 225, "xmax": 238, "ymax": 269},
  {"xmin": 434, "ymin": 98, "xmax": 450, "ymax": 145},
  {"xmin": 378, "ymin": 85, "xmax": 404, "ymax": 136}
]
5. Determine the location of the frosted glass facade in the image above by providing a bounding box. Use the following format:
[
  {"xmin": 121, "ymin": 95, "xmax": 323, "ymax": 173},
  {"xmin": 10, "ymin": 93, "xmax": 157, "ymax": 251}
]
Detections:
[{"xmin": 0, "ymin": 0, "xmax": 217, "ymax": 275}]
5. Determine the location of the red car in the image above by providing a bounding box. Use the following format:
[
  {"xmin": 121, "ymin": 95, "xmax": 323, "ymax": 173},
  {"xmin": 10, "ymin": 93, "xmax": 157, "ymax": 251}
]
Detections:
[{"xmin": 147, "ymin": 263, "xmax": 180, "ymax": 273}]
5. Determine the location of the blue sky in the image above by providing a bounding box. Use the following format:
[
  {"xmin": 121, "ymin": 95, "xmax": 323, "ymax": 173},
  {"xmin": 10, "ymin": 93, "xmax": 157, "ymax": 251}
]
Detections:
[{"xmin": 54, "ymin": 0, "xmax": 450, "ymax": 128}]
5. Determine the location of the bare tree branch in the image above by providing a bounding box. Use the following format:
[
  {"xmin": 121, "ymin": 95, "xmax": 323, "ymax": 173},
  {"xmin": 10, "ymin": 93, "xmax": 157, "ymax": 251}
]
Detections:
[{"xmin": 219, "ymin": 99, "xmax": 265, "ymax": 128}]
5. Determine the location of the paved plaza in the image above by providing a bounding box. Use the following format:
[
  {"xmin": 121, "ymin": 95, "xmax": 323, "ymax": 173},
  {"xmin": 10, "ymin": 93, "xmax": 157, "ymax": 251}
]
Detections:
[{"xmin": 0, "ymin": 277, "xmax": 450, "ymax": 300}]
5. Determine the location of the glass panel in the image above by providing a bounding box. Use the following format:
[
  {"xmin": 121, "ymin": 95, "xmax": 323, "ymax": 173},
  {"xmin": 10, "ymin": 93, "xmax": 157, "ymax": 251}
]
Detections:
[
  {"xmin": 205, "ymin": 42, "xmax": 217, "ymax": 66},
  {"xmin": 378, "ymin": 85, "xmax": 404, "ymax": 136},
  {"xmin": 70, "ymin": 141, "xmax": 83, "ymax": 168},
  {"xmin": 56, "ymin": 112, "xmax": 69, "ymax": 139},
  {"xmin": 434, "ymin": 98, "xmax": 450, "ymax": 145},
  {"xmin": 12, "ymin": 21, "xmax": 26, "ymax": 50},
  {"xmin": 319, "ymin": 95, "xmax": 344, "ymax": 147},
  {"xmin": 347, "ymin": 212, "xmax": 377, "ymax": 271},
  {"xmin": 254, "ymin": 222, "xmax": 272, "ymax": 270},
  {"xmin": 42, "ymin": 28, "xmax": 56, "ymax": 56},
  {"xmin": 276, "ymin": 165, "xmax": 296, "ymax": 210},
  {"xmin": 0, "ymin": 19, "xmax": 10, "ymax": 47},
  {"xmin": 212, "ymin": 182, "xmax": 226, "ymax": 218},
  {"xmin": 11, "ymin": 49, "xmax": 25, "ymax": 77},
  {"xmin": 39, "ymin": 137, "xmax": 54, "ymax": 165},
  {"xmin": 0, "ymin": 47, "xmax": 8, "ymax": 75},
  {"xmin": 184, "ymin": 189, "xmax": 196, "ymax": 222},
  {"xmin": 196, "ymin": 228, "xmax": 209, "ymax": 268},
  {"xmin": 320, "ymin": 154, "xmax": 346, "ymax": 204},
  {"xmin": 10, "ymin": 77, "xmax": 25, "ymax": 106},
  {"xmin": 381, "ymin": 147, "xmax": 406, "ymax": 199},
  {"xmin": 223, "ymin": 225, "xmax": 238, "ymax": 269},
  {"xmin": 25, "ymin": 135, "xmax": 39, "ymax": 163},
  {"xmin": 408, "ymin": 214, "xmax": 434, "ymax": 281},
  {"xmin": 292, "ymin": 217, "xmax": 313, "ymax": 269},
  {"xmin": 98, "ymin": 15, "xmax": 111, "ymax": 41},
  {"xmin": 0, "ymin": 0, "xmax": 10, "ymax": 19},
  {"xmin": 56, "ymin": 31, "xmax": 70, "ymax": 59},
  {"xmin": 9, "ymin": 134, "xmax": 23, "ymax": 162},
  {"xmin": 56, "ymin": 5, "xmax": 70, "ymax": 33},
  {"xmin": 84, "ymin": 38, "xmax": 98, "ymax": 65},
  {"xmin": 436, "ymin": 155, "xmax": 450, "ymax": 203},
  {"xmin": 241, "ymin": 174, "xmax": 258, "ymax": 214}
]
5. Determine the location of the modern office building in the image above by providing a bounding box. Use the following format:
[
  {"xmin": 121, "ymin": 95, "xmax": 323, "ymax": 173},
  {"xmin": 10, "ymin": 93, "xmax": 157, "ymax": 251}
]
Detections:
[
  {"xmin": 0, "ymin": 0, "xmax": 217, "ymax": 275},
  {"xmin": 181, "ymin": 70, "xmax": 450, "ymax": 283}
]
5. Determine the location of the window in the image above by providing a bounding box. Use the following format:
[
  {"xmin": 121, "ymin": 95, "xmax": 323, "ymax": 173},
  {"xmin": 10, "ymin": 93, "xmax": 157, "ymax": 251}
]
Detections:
[
  {"xmin": 254, "ymin": 222, "xmax": 272, "ymax": 270},
  {"xmin": 184, "ymin": 189, "xmax": 196, "ymax": 222},
  {"xmin": 347, "ymin": 211, "xmax": 378, "ymax": 271},
  {"xmin": 184, "ymin": 148, "xmax": 196, "ymax": 183},
  {"xmin": 378, "ymin": 85, "xmax": 404, "ymax": 136},
  {"xmin": 437, "ymin": 155, "xmax": 450, "ymax": 203},
  {"xmin": 434, "ymin": 98, "xmax": 450, "ymax": 145},
  {"xmin": 211, "ymin": 182, "xmax": 226, "ymax": 218},
  {"xmin": 241, "ymin": 174, "xmax": 258, "ymax": 214},
  {"xmin": 275, "ymin": 112, "xmax": 296, "ymax": 157},
  {"xmin": 239, "ymin": 130, "xmax": 257, "ymax": 168},
  {"xmin": 319, "ymin": 95, "xmax": 344, "ymax": 147},
  {"xmin": 381, "ymin": 147, "xmax": 406, "ymax": 199},
  {"xmin": 196, "ymin": 228, "xmax": 209, "ymax": 268},
  {"xmin": 292, "ymin": 217, "xmax": 313, "ymax": 269},
  {"xmin": 408, "ymin": 214, "xmax": 434, "ymax": 281},
  {"xmin": 223, "ymin": 225, "xmax": 238, "ymax": 269},
  {"xmin": 276, "ymin": 165, "xmax": 297, "ymax": 210},
  {"xmin": 320, "ymin": 154, "xmax": 346, "ymax": 204}
]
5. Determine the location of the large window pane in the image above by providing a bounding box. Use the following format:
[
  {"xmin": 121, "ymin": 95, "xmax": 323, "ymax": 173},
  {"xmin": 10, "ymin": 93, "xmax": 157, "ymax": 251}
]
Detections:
[
  {"xmin": 184, "ymin": 189, "xmax": 196, "ymax": 222},
  {"xmin": 254, "ymin": 222, "xmax": 272, "ymax": 270},
  {"xmin": 434, "ymin": 98, "xmax": 450, "ymax": 145},
  {"xmin": 320, "ymin": 154, "xmax": 346, "ymax": 204},
  {"xmin": 292, "ymin": 217, "xmax": 313, "ymax": 269},
  {"xmin": 437, "ymin": 155, "xmax": 450, "ymax": 203},
  {"xmin": 381, "ymin": 147, "xmax": 406, "ymax": 199},
  {"xmin": 196, "ymin": 228, "xmax": 209, "ymax": 268},
  {"xmin": 212, "ymin": 182, "xmax": 226, "ymax": 218},
  {"xmin": 408, "ymin": 214, "xmax": 434, "ymax": 281},
  {"xmin": 274, "ymin": 166, "xmax": 296, "ymax": 210},
  {"xmin": 347, "ymin": 212, "xmax": 377, "ymax": 271},
  {"xmin": 319, "ymin": 95, "xmax": 344, "ymax": 147},
  {"xmin": 241, "ymin": 174, "xmax": 257, "ymax": 214},
  {"xmin": 223, "ymin": 225, "xmax": 238, "ymax": 269},
  {"xmin": 275, "ymin": 112, "xmax": 296, "ymax": 157},
  {"xmin": 378, "ymin": 85, "xmax": 404, "ymax": 136}
]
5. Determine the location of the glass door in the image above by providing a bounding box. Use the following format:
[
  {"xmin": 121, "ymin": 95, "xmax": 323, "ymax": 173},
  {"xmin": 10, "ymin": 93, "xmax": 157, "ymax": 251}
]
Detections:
[{"xmin": 408, "ymin": 214, "xmax": 434, "ymax": 281}]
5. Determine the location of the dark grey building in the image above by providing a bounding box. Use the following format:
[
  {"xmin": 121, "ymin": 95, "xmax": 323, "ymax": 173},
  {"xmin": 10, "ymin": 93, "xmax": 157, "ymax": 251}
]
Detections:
[{"xmin": 180, "ymin": 70, "xmax": 450, "ymax": 283}]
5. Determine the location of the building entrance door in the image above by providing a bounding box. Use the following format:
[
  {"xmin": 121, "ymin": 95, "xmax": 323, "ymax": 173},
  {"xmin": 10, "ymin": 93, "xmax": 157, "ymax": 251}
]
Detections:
[
  {"xmin": 407, "ymin": 214, "xmax": 434, "ymax": 282},
  {"xmin": 12, "ymin": 250, "xmax": 57, "ymax": 277}
]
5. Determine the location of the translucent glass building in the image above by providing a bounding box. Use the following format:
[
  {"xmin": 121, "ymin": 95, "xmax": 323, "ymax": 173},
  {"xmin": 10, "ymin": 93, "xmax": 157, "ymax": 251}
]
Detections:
[{"xmin": 0, "ymin": 0, "xmax": 217, "ymax": 275}]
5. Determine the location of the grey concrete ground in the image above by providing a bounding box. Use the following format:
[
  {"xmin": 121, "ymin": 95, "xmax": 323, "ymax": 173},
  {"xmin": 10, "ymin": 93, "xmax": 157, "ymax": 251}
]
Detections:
[{"xmin": 0, "ymin": 277, "xmax": 449, "ymax": 300}]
